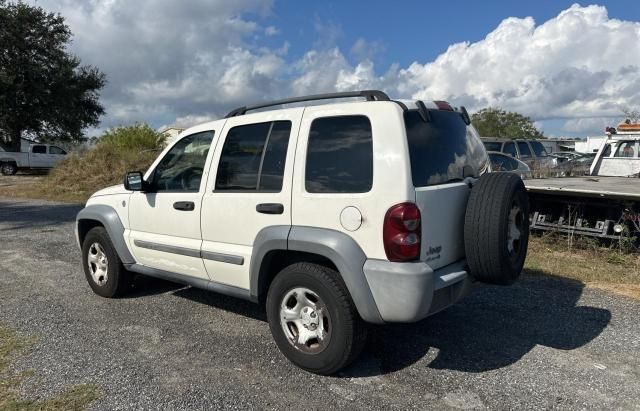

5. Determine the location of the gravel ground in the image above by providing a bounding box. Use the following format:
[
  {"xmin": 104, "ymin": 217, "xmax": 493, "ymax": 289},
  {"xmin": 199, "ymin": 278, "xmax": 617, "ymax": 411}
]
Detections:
[{"xmin": 1, "ymin": 198, "xmax": 639, "ymax": 410}]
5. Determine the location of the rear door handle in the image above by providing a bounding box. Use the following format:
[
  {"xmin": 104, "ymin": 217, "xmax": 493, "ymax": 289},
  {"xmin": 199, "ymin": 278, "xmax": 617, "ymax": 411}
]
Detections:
[
  {"xmin": 256, "ymin": 203, "xmax": 284, "ymax": 214},
  {"xmin": 173, "ymin": 201, "xmax": 195, "ymax": 211}
]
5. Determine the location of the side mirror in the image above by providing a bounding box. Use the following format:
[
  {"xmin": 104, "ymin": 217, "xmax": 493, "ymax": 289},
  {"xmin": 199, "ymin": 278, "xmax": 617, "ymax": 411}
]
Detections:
[{"xmin": 124, "ymin": 171, "xmax": 144, "ymax": 191}]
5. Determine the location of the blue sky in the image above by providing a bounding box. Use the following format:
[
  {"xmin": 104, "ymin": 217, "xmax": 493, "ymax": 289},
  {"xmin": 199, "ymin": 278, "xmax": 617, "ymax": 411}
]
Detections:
[
  {"xmin": 267, "ymin": 0, "xmax": 640, "ymax": 69},
  {"xmin": 35, "ymin": 1, "xmax": 640, "ymax": 138}
]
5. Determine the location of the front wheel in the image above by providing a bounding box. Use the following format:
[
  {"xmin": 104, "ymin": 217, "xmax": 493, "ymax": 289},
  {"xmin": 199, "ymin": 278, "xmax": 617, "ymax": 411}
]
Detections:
[
  {"xmin": 82, "ymin": 226, "xmax": 132, "ymax": 297},
  {"xmin": 266, "ymin": 262, "xmax": 367, "ymax": 375}
]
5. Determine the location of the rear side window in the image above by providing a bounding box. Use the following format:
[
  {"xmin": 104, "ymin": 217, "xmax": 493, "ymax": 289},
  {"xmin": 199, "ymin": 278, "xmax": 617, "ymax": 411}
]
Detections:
[
  {"xmin": 215, "ymin": 121, "xmax": 291, "ymax": 191},
  {"xmin": 483, "ymin": 142, "xmax": 502, "ymax": 152},
  {"xmin": 405, "ymin": 110, "xmax": 487, "ymax": 187},
  {"xmin": 503, "ymin": 142, "xmax": 517, "ymax": 157},
  {"xmin": 305, "ymin": 116, "xmax": 373, "ymax": 193},
  {"xmin": 49, "ymin": 146, "xmax": 66, "ymax": 155},
  {"xmin": 32, "ymin": 145, "xmax": 46, "ymax": 154},
  {"xmin": 517, "ymin": 142, "xmax": 532, "ymax": 157},
  {"xmin": 530, "ymin": 141, "xmax": 548, "ymax": 157}
]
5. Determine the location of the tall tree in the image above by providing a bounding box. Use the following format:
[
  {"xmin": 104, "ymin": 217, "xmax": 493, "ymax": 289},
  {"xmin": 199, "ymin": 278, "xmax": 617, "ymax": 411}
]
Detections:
[
  {"xmin": 0, "ymin": 1, "xmax": 105, "ymax": 151},
  {"xmin": 471, "ymin": 107, "xmax": 544, "ymax": 139}
]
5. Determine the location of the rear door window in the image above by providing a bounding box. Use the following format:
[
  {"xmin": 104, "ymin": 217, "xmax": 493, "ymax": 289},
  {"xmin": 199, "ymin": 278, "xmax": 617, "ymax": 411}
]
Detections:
[
  {"xmin": 215, "ymin": 121, "xmax": 292, "ymax": 191},
  {"xmin": 517, "ymin": 142, "xmax": 532, "ymax": 158},
  {"xmin": 502, "ymin": 142, "xmax": 517, "ymax": 157},
  {"xmin": 32, "ymin": 145, "xmax": 46, "ymax": 154},
  {"xmin": 530, "ymin": 141, "xmax": 548, "ymax": 157},
  {"xmin": 405, "ymin": 110, "xmax": 488, "ymax": 186},
  {"xmin": 483, "ymin": 142, "xmax": 502, "ymax": 152},
  {"xmin": 305, "ymin": 115, "xmax": 373, "ymax": 193}
]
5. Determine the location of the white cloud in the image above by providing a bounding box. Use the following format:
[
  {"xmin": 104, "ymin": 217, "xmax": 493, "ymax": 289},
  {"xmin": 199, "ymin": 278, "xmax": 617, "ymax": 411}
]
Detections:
[{"xmin": 26, "ymin": 2, "xmax": 640, "ymax": 138}]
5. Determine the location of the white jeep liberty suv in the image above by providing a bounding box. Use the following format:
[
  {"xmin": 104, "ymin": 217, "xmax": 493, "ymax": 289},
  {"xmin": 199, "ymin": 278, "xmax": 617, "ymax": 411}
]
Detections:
[{"xmin": 76, "ymin": 90, "xmax": 529, "ymax": 375}]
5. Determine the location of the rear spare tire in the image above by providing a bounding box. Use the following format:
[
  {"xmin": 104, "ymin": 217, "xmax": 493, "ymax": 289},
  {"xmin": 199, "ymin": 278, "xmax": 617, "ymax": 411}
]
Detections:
[{"xmin": 464, "ymin": 172, "xmax": 529, "ymax": 285}]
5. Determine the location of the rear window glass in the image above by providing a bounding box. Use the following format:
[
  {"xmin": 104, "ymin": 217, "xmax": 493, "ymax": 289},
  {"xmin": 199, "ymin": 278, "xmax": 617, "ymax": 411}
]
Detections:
[
  {"xmin": 305, "ymin": 115, "xmax": 373, "ymax": 193},
  {"xmin": 530, "ymin": 141, "xmax": 548, "ymax": 157},
  {"xmin": 405, "ymin": 110, "xmax": 488, "ymax": 187},
  {"xmin": 517, "ymin": 142, "xmax": 532, "ymax": 157},
  {"xmin": 483, "ymin": 142, "xmax": 502, "ymax": 152}
]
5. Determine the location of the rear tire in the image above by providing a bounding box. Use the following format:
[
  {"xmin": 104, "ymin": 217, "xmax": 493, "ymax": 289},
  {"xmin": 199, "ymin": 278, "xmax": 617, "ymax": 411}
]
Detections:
[
  {"xmin": 82, "ymin": 226, "xmax": 132, "ymax": 297},
  {"xmin": 1, "ymin": 163, "xmax": 17, "ymax": 176},
  {"xmin": 266, "ymin": 262, "xmax": 367, "ymax": 375},
  {"xmin": 464, "ymin": 172, "xmax": 530, "ymax": 285}
]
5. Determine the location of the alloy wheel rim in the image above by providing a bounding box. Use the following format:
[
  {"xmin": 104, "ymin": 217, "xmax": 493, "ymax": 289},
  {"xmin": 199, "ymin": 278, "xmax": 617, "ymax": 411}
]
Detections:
[
  {"xmin": 279, "ymin": 287, "xmax": 331, "ymax": 354},
  {"xmin": 87, "ymin": 242, "xmax": 109, "ymax": 286}
]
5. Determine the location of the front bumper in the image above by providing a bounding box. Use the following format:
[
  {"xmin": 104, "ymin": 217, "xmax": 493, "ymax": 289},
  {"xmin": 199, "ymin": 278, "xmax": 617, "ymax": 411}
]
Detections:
[{"xmin": 363, "ymin": 259, "xmax": 472, "ymax": 323}]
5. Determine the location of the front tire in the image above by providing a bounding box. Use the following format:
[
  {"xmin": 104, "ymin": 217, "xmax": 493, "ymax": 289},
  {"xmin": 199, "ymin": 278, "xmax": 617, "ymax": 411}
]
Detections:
[
  {"xmin": 266, "ymin": 262, "xmax": 367, "ymax": 375},
  {"xmin": 82, "ymin": 226, "xmax": 132, "ymax": 297}
]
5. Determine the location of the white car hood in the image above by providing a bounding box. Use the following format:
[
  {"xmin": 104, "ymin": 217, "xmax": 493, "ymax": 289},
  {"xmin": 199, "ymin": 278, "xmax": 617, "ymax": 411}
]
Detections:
[{"xmin": 91, "ymin": 184, "xmax": 129, "ymax": 197}]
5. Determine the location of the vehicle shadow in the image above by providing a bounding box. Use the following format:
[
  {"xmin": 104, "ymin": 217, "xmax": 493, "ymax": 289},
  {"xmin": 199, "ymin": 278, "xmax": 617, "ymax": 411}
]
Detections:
[
  {"xmin": 0, "ymin": 199, "xmax": 81, "ymax": 230},
  {"xmin": 163, "ymin": 269, "xmax": 611, "ymax": 377},
  {"xmin": 343, "ymin": 271, "xmax": 611, "ymax": 377}
]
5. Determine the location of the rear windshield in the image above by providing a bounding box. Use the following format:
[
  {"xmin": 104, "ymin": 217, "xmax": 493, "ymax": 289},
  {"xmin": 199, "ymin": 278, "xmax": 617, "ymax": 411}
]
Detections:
[
  {"xmin": 530, "ymin": 141, "xmax": 548, "ymax": 157},
  {"xmin": 483, "ymin": 142, "xmax": 502, "ymax": 152},
  {"xmin": 404, "ymin": 110, "xmax": 488, "ymax": 187}
]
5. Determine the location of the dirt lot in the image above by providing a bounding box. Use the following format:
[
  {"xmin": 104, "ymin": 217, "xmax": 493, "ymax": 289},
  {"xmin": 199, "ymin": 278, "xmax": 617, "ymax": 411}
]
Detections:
[{"xmin": 1, "ymin": 197, "xmax": 639, "ymax": 410}]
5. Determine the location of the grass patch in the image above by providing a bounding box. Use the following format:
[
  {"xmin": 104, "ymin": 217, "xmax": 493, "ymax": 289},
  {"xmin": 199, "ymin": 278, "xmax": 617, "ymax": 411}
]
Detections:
[
  {"xmin": 525, "ymin": 234, "xmax": 640, "ymax": 299},
  {"xmin": 0, "ymin": 324, "xmax": 101, "ymax": 410},
  {"xmin": 0, "ymin": 123, "xmax": 164, "ymax": 203}
]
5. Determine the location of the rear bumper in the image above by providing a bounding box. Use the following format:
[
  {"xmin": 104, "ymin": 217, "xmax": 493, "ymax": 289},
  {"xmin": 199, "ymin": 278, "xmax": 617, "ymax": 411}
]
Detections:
[{"xmin": 363, "ymin": 259, "xmax": 472, "ymax": 323}]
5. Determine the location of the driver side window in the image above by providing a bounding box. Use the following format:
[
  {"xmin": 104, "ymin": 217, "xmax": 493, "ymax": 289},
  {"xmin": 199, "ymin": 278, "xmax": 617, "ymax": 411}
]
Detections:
[{"xmin": 152, "ymin": 131, "xmax": 214, "ymax": 192}]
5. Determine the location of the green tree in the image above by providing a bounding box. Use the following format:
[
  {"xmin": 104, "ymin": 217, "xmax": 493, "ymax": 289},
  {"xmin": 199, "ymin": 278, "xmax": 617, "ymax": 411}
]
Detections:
[
  {"xmin": 471, "ymin": 107, "xmax": 544, "ymax": 139},
  {"xmin": 0, "ymin": 1, "xmax": 105, "ymax": 151}
]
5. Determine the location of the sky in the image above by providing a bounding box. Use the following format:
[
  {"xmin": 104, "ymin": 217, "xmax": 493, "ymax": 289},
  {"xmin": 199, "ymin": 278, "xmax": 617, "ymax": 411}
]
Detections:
[{"xmin": 30, "ymin": 0, "xmax": 640, "ymax": 138}]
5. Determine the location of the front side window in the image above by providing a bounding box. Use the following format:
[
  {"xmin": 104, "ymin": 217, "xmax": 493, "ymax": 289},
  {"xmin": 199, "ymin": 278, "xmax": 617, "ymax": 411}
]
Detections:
[
  {"xmin": 32, "ymin": 145, "xmax": 46, "ymax": 154},
  {"xmin": 517, "ymin": 142, "xmax": 532, "ymax": 158},
  {"xmin": 614, "ymin": 141, "xmax": 636, "ymax": 158},
  {"xmin": 49, "ymin": 146, "xmax": 66, "ymax": 155},
  {"xmin": 405, "ymin": 110, "xmax": 488, "ymax": 186},
  {"xmin": 305, "ymin": 115, "xmax": 373, "ymax": 193},
  {"xmin": 530, "ymin": 141, "xmax": 548, "ymax": 157},
  {"xmin": 152, "ymin": 131, "xmax": 214, "ymax": 192},
  {"xmin": 502, "ymin": 142, "xmax": 517, "ymax": 157},
  {"xmin": 215, "ymin": 121, "xmax": 292, "ymax": 191}
]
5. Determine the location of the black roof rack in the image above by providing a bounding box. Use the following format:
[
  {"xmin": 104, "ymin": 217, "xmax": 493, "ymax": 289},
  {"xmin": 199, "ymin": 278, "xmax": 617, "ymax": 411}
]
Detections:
[{"xmin": 224, "ymin": 90, "xmax": 390, "ymax": 118}]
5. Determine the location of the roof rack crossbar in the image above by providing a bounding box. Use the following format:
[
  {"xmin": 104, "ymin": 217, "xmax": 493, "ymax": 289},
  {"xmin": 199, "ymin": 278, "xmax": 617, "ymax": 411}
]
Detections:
[{"xmin": 224, "ymin": 90, "xmax": 390, "ymax": 118}]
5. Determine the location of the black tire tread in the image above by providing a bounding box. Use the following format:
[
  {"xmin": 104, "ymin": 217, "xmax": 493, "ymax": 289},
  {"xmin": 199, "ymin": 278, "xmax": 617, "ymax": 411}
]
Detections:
[{"xmin": 83, "ymin": 226, "xmax": 131, "ymax": 297}]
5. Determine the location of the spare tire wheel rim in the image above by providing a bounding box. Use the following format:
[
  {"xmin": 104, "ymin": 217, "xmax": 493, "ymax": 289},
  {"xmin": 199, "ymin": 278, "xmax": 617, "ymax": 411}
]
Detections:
[
  {"xmin": 507, "ymin": 200, "xmax": 524, "ymax": 259},
  {"xmin": 87, "ymin": 242, "xmax": 109, "ymax": 286},
  {"xmin": 280, "ymin": 287, "xmax": 332, "ymax": 354}
]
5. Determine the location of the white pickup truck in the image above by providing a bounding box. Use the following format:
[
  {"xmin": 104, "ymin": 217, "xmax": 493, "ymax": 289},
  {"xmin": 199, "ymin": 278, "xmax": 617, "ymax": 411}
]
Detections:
[{"xmin": 0, "ymin": 144, "xmax": 67, "ymax": 175}]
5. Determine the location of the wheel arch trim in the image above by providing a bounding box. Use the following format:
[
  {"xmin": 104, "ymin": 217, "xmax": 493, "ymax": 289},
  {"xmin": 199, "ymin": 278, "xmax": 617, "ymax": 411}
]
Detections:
[{"xmin": 76, "ymin": 205, "xmax": 136, "ymax": 264}]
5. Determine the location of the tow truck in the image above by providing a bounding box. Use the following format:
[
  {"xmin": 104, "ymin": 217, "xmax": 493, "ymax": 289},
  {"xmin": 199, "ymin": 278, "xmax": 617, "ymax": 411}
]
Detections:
[{"xmin": 525, "ymin": 123, "xmax": 640, "ymax": 240}]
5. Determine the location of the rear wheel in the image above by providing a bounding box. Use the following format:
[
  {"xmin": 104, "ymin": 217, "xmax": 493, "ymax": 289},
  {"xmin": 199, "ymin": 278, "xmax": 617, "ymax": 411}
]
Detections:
[
  {"xmin": 266, "ymin": 262, "xmax": 367, "ymax": 375},
  {"xmin": 82, "ymin": 227, "xmax": 132, "ymax": 297},
  {"xmin": 464, "ymin": 172, "xmax": 530, "ymax": 285},
  {"xmin": 1, "ymin": 163, "xmax": 17, "ymax": 176}
]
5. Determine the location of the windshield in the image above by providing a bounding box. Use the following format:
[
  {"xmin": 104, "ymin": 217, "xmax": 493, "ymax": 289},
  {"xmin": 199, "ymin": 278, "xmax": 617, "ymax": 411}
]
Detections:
[
  {"xmin": 530, "ymin": 141, "xmax": 548, "ymax": 157},
  {"xmin": 404, "ymin": 109, "xmax": 488, "ymax": 187}
]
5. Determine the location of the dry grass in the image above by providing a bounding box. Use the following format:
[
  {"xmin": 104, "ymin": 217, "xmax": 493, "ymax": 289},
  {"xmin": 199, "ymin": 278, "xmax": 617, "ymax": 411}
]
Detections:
[
  {"xmin": 0, "ymin": 149, "xmax": 158, "ymax": 204},
  {"xmin": 525, "ymin": 234, "xmax": 640, "ymax": 299},
  {"xmin": 0, "ymin": 324, "xmax": 101, "ymax": 410}
]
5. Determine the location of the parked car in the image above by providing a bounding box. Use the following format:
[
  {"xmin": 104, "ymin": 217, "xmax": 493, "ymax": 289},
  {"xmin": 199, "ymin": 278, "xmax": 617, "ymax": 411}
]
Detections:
[
  {"xmin": 0, "ymin": 144, "xmax": 67, "ymax": 175},
  {"xmin": 76, "ymin": 90, "xmax": 530, "ymax": 374},
  {"xmin": 482, "ymin": 138, "xmax": 556, "ymax": 170},
  {"xmin": 488, "ymin": 151, "xmax": 532, "ymax": 179}
]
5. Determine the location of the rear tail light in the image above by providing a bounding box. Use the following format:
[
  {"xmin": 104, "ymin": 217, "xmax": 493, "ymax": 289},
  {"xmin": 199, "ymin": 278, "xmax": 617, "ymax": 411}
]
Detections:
[{"xmin": 383, "ymin": 202, "xmax": 421, "ymax": 262}]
